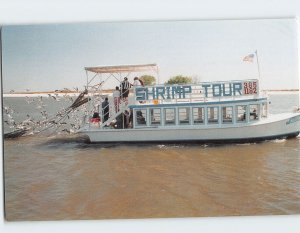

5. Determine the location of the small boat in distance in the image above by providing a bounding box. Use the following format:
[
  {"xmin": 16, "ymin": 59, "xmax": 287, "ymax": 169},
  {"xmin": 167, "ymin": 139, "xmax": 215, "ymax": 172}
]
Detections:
[{"xmin": 78, "ymin": 64, "xmax": 300, "ymax": 143}]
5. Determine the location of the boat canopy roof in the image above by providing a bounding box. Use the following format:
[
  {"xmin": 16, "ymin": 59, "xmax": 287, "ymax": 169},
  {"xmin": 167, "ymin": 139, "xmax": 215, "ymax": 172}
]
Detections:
[{"xmin": 85, "ymin": 64, "xmax": 158, "ymax": 74}]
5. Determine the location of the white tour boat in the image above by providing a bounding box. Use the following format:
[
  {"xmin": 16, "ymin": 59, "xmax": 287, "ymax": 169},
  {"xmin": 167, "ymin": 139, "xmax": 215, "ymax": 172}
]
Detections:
[{"xmin": 78, "ymin": 64, "xmax": 300, "ymax": 143}]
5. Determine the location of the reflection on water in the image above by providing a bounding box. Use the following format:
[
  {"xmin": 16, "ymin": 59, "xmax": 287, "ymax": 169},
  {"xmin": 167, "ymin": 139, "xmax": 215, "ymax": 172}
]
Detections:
[{"xmin": 3, "ymin": 93, "xmax": 300, "ymax": 220}]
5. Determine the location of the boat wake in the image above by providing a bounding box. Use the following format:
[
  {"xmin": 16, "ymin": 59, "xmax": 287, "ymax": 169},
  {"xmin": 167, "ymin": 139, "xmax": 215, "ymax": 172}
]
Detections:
[{"xmin": 271, "ymin": 138, "xmax": 287, "ymax": 143}]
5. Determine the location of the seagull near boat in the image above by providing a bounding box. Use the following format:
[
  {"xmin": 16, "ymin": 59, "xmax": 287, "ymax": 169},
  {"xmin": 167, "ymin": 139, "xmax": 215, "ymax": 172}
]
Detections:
[{"xmin": 77, "ymin": 63, "xmax": 300, "ymax": 143}]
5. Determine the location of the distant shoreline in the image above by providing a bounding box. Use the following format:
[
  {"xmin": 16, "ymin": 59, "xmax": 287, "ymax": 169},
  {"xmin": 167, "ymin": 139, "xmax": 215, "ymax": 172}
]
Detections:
[
  {"xmin": 2, "ymin": 90, "xmax": 114, "ymax": 97},
  {"xmin": 266, "ymin": 89, "xmax": 299, "ymax": 92}
]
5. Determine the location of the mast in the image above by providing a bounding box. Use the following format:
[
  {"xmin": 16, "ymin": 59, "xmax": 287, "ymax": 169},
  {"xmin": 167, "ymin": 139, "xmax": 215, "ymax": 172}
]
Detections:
[{"xmin": 255, "ymin": 50, "xmax": 261, "ymax": 89}]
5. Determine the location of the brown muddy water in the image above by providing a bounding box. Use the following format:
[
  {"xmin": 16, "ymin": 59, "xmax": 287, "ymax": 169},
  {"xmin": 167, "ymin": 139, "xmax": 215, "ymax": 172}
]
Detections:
[{"xmin": 3, "ymin": 93, "xmax": 300, "ymax": 221}]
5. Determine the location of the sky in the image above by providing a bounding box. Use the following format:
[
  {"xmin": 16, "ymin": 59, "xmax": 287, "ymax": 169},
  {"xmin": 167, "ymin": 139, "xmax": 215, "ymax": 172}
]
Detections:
[{"xmin": 1, "ymin": 18, "xmax": 299, "ymax": 92}]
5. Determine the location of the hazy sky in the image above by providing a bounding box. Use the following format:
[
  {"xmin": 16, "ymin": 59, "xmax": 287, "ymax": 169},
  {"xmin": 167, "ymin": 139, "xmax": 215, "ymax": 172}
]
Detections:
[{"xmin": 2, "ymin": 18, "xmax": 299, "ymax": 92}]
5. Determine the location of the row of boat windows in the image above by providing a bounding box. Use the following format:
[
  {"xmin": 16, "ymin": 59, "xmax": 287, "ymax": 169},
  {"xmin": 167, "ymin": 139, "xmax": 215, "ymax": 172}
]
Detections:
[{"xmin": 134, "ymin": 104, "xmax": 264, "ymax": 127}]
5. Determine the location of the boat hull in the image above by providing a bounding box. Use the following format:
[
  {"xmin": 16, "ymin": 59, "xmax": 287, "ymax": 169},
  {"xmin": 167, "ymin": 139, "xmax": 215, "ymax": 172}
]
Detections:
[{"xmin": 78, "ymin": 113, "xmax": 300, "ymax": 143}]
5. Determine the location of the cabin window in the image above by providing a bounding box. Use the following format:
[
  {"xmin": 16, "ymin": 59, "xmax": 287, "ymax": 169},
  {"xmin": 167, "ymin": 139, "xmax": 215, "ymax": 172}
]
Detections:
[
  {"xmin": 249, "ymin": 104, "xmax": 259, "ymax": 121},
  {"xmin": 222, "ymin": 106, "xmax": 233, "ymax": 124},
  {"xmin": 164, "ymin": 108, "xmax": 176, "ymax": 125},
  {"xmin": 135, "ymin": 109, "xmax": 147, "ymax": 126},
  {"xmin": 192, "ymin": 107, "xmax": 204, "ymax": 124},
  {"xmin": 150, "ymin": 108, "xmax": 161, "ymax": 125},
  {"xmin": 178, "ymin": 107, "xmax": 190, "ymax": 124},
  {"xmin": 236, "ymin": 105, "xmax": 247, "ymax": 122},
  {"xmin": 208, "ymin": 107, "xmax": 219, "ymax": 124},
  {"xmin": 261, "ymin": 102, "xmax": 268, "ymax": 118}
]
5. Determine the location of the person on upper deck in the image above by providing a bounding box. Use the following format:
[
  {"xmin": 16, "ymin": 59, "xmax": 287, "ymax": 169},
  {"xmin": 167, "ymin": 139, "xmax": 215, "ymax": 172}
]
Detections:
[
  {"xmin": 120, "ymin": 77, "xmax": 132, "ymax": 102},
  {"xmin": 133, "ymin": 77, "xmax": 145, "ymax": 103},
  {"xmin": 133, "ymin": 77, "xmax": 144, "ymax": 86}
]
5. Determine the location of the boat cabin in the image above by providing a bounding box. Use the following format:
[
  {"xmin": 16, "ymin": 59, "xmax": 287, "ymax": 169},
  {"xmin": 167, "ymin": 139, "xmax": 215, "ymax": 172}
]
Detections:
[
  {"xmin": 83, "ymin": 64, "xmax": 268, "ymax": 130},
  {"xmin": 129, "ymin": 79, "xmax": 268, "ymax": 129}
]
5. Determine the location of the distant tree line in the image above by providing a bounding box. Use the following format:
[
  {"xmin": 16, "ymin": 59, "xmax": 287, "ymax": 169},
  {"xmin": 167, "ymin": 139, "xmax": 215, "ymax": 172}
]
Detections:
[
  {"xmin": 139, "ymin": 74, "xmax": 194, "ymax": 85},
  {"xmin": 165, "ymin": 75, "xmax": 192, "ymax": 84},
  {"xmin": 139, "ymin": 75, "xmax": 156, "ymax": 85}
]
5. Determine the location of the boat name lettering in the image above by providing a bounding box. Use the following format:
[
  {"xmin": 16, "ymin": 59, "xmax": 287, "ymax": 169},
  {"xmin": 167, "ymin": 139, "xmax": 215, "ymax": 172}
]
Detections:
[
  {"xmin": 202, "ymin": 83, "xmax": 243, "ymax": 97},
  {"xmin": 136, "ymin": 86, "xmax": 192, "ymax": 100},
  {"xmin": 135, "ymin": 81, "xmax": 258, "ymax": 100}
]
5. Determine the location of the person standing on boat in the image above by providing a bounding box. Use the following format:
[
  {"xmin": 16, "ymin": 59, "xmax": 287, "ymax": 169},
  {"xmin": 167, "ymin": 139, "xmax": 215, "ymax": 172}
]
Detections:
[
  {"xmin": 120, "ymin": 77, "xmax": 132, "ymax": 102},
  {"xmin": 133, "ymin": 77, "xmax": 145, "ymax": 103},
  {"xmin": 128, "ymin": 108, "xmax": 133, "ymax": 128},
  {"xmin": 133, "ymin": 77, "xmax": 143, "ymax": 86},
  {"xmin": 136, "ymin": 110, "xmax": 146, "ymax": 125},
  {"xmin": 124, "ymin": 110, "xmax": 130, "ymax": 128},
  {"xmin": 113, "ymin": 86, "xmax": 120, "ymax": 113},
  {"xmin": 102, "ymin": 97, "xmax": 109, "ymax": 123},
  {"xmin": 115, "ymin": 112, "xmax": 128, "ymax": 129},
  {"xmin": 250, "ymin": 109, "xmax": 258, "ymax": 119}
]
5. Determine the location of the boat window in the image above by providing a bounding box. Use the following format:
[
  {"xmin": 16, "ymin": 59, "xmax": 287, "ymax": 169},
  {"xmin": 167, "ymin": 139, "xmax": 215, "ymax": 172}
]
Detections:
[
  {"xmin": 208, "ymin": 107, "xmax": 219, "ymax": 124},
  {"xmin": 135, "ymin": 109, "xmax": 147, "ymax": 126},
  {"xmin": 192, "ymin": 107, "xmax": 204, "ymax": 124},
  {"xmin": 179, "ymin": 107, "xmax": 190, "ymax": 124},
  {"xmin": 249, "ymin": 104, "xmax": 259, "ymax": 121},
  {"xmin": 222, "ymin": 106, "xmax": 233, "ymax": 124},
  {"xmin": 236, "ymin": 105, "xmax": 247, "ymax": 122},
  {"xmin": 164, "ymin": 108, "xmax": 176, "ymax": 125},
  {"xmin": 150, "ymin": 108, "xmax": 161, "ymax": 125},
  {"xmin": 261, "ymin": 102, "xmax": 268, "ymax": 118}
]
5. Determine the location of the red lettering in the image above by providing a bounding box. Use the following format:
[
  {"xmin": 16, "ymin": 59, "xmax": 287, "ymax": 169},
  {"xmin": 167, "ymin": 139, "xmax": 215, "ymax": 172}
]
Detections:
[
  {"xmin": 244, "ymin": 82, "xmax": 249, "ymax": 94},
  {"xmin": 244, "ymin": 81, "xmax": 258, "ymax": 95},
  {"xmin": 253, "ymin": 82, "xmax": 257, "ymax": 94}
]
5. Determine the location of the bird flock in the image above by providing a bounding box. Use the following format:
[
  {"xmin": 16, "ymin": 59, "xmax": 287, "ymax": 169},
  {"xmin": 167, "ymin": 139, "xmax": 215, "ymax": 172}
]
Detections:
[{"xmin": 3, "ymin": 89, "xmax": 93, "ymax": 138}]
